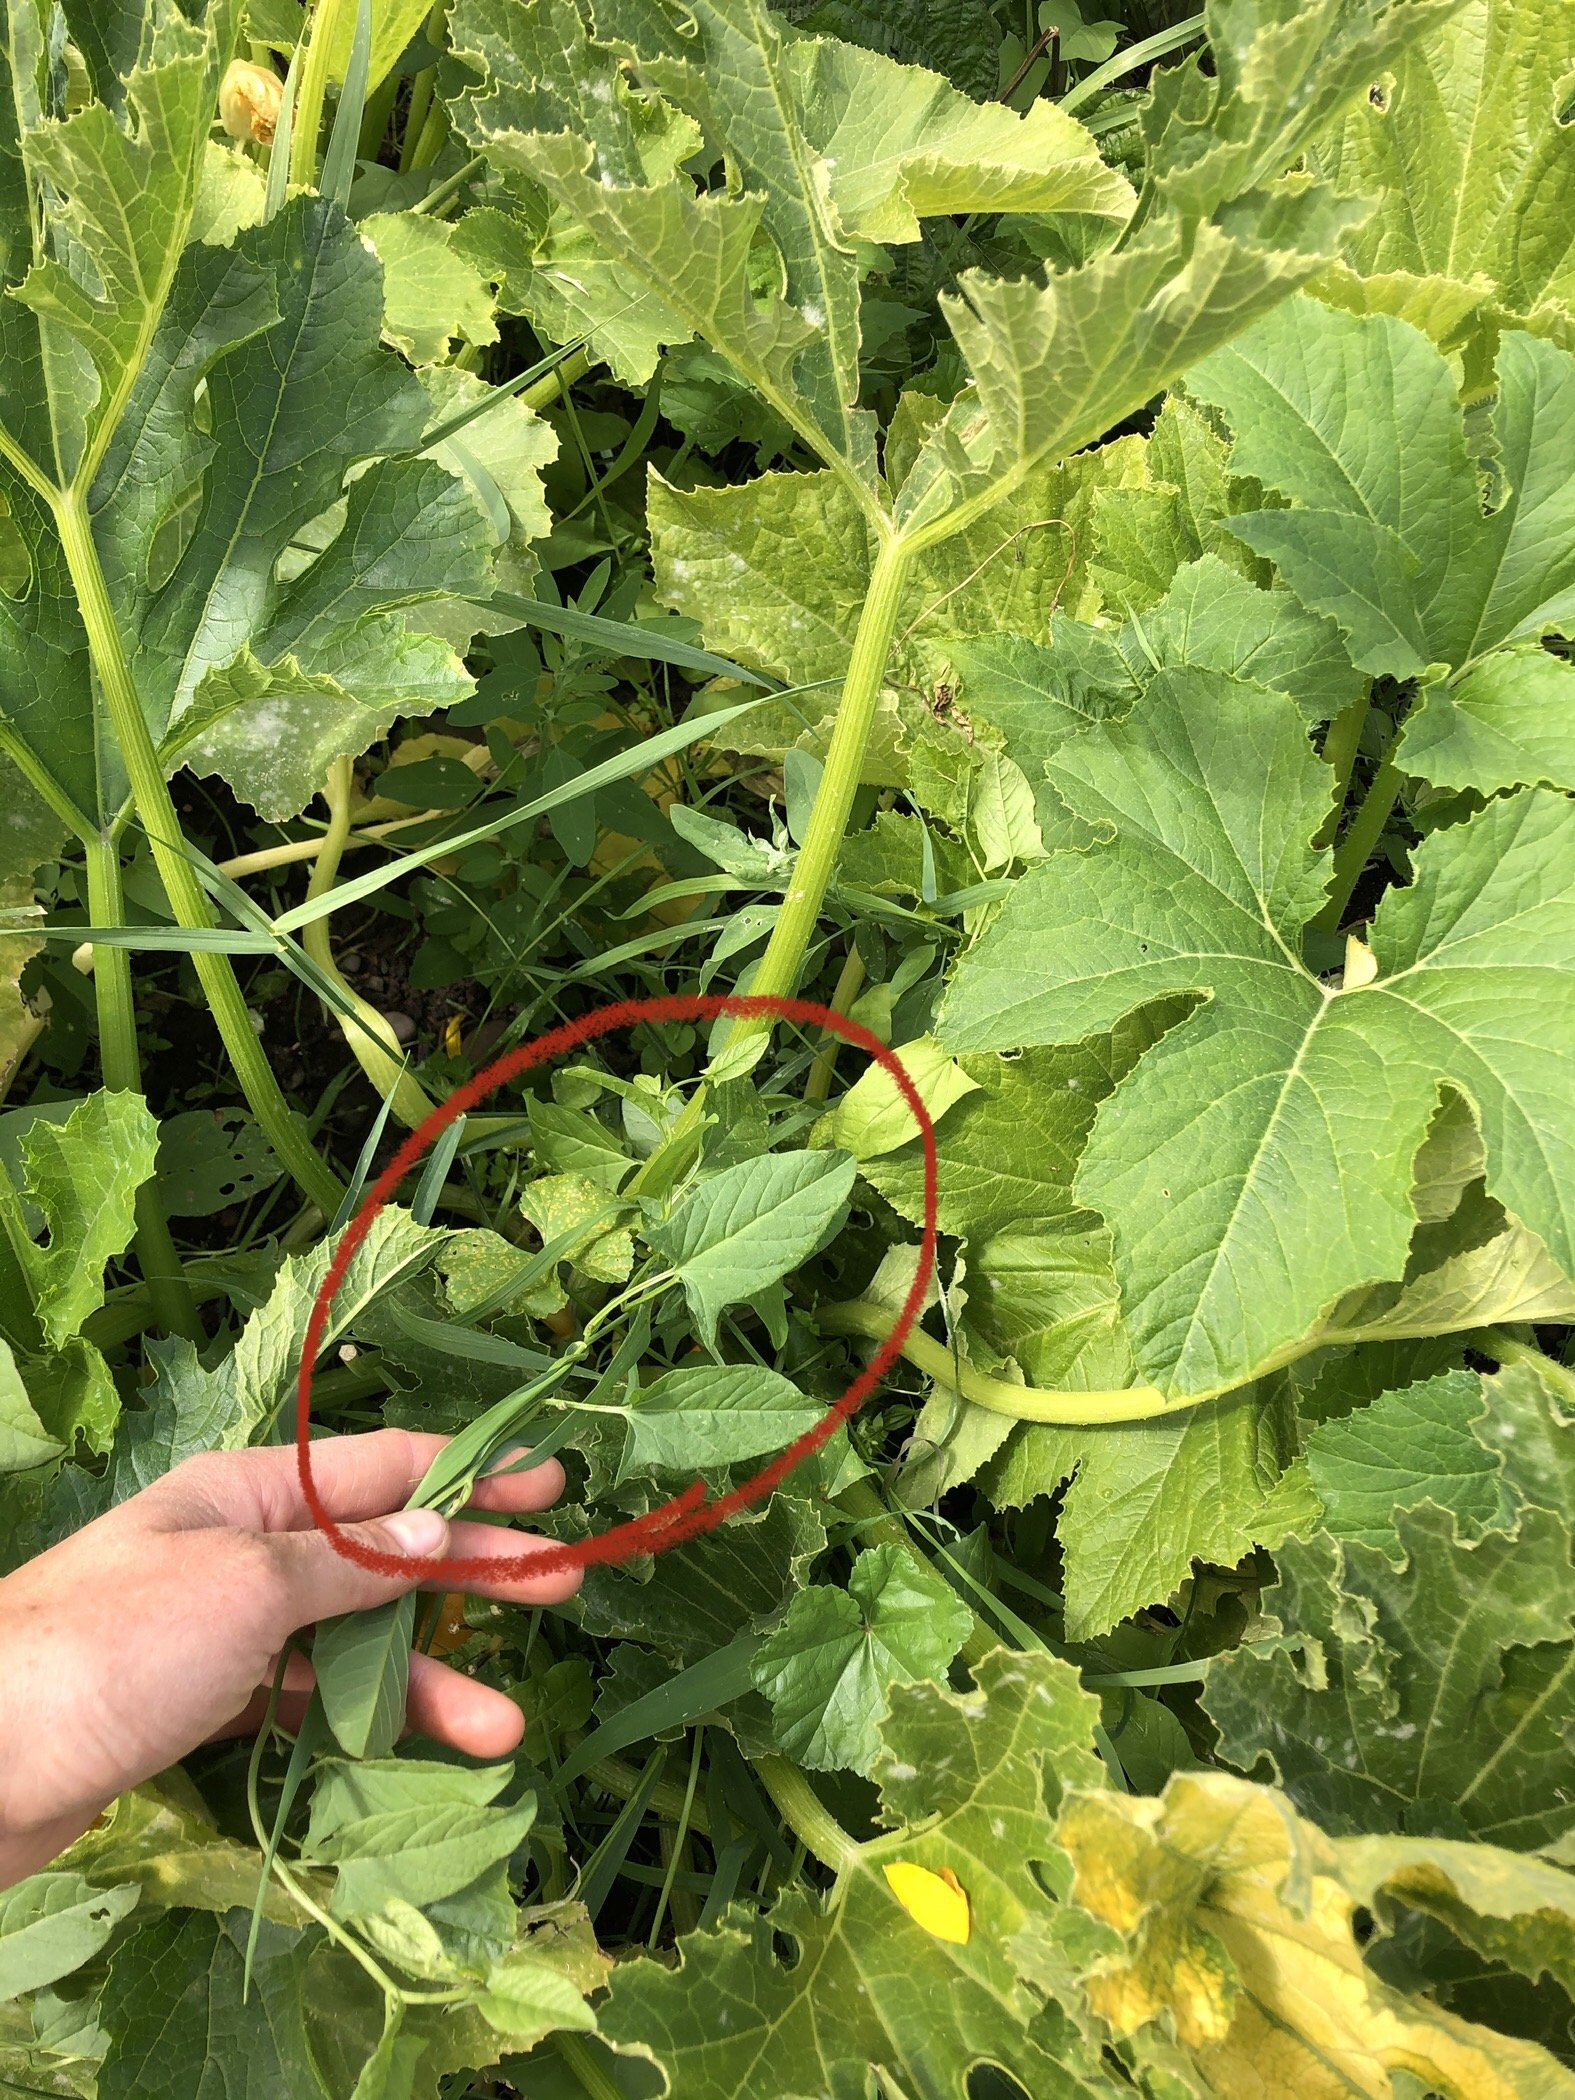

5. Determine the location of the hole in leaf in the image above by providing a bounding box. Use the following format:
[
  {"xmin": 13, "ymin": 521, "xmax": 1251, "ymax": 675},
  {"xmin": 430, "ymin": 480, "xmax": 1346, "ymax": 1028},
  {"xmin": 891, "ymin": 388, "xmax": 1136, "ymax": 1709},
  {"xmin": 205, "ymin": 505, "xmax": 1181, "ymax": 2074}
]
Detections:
[
  {"xmin": 969, "ymin": 2065, "xmax": 1031, "ymax": 2100},
  {"xmin": 771, "ymin": 1928, "xmax": 801, "ymax": 1970},
  {"xmin": 1027, "ymin": 1857, "xmax": 1064, "ymax": 1901}
]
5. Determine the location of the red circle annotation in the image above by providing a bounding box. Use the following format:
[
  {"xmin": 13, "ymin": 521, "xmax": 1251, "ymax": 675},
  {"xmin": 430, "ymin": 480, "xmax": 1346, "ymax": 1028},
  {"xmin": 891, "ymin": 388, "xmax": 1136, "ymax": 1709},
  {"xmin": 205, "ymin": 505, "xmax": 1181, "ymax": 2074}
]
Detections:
[{"xmin": 295, "ymin": 992, "xmax": 939, "ymax": 1582}]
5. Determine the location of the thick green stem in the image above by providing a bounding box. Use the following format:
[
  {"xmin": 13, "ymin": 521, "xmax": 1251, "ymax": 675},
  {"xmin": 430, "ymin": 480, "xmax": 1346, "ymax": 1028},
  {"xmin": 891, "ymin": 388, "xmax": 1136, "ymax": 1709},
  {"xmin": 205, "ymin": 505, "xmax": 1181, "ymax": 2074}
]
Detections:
[
  {"xmin": 554, "ymin": 2036, "xmax": 624, "ymax": 2100},
  {"xmin": 55, "ymin": 490, "xmax": 344, "ymax": 1217},
  {"xmin": 626, "ymin": 536, "xmax": 909, "ymax": 1190},
  {"xmin": 749, "ymin": 534, "xmax": 910, "ymax": 1013},
  {"xmin": 1470, "ymin": 1330, "xmax": 1575, "ymax": 1409},
  {"xmin": 82, "ymin": 834, "xmax": 201, "ymax": 1340},
  {"xmin": 398, "ymin": 0, "xmax": 451, "ymax": 173},
  {"xmin": 818, "ymin": 1298, "xmax": 1175, "ymax": 1423},
  {"xmin": 1311, "ymin": 754, "xmax": 1404, "ymax": 936},
  {"xmin": 356, "ymin": 71, "xmax": 399, "ymax": 162},
  {"xmin": 752, "ymin": 1755, "xmax": 858, "ymax": 1877},
  {"xmin": 289, "ymin": 0, "xmax": 352, "ymax": 188}
]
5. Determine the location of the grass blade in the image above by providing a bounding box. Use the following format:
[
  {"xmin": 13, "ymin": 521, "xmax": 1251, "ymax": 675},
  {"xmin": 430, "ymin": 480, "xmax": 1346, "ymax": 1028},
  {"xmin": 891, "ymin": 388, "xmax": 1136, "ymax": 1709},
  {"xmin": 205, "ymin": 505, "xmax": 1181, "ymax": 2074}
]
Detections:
[
  {"xmin": 263, "ymin": 46, "xmax": 302, "ymax": 223},
  {"xmin": 412, "ymin": 1112, "xmax": 466, "ymax": 1226},
  {"xmin": 482, "ymin": 593, "xmax": 779, "ymax": 688},
  {"xmin": 272, "ymin": 703, "xmax": 758, "ymax": 935},
  {"xmin": 320, "ymin": 0, "xmax": 372, "ymax": 207},
  {"xmin": 556, "ymin": 1635, "xmax": 761, "ymax": 1789}
]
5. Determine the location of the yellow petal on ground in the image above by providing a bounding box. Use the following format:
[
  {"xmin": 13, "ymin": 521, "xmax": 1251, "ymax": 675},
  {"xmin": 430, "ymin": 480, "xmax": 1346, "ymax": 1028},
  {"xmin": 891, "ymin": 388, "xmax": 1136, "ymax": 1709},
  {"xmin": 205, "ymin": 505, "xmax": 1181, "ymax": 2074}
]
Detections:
[{"xmin": 883, "ymin": 1861, "xmax": 971, "ymax": 1944}]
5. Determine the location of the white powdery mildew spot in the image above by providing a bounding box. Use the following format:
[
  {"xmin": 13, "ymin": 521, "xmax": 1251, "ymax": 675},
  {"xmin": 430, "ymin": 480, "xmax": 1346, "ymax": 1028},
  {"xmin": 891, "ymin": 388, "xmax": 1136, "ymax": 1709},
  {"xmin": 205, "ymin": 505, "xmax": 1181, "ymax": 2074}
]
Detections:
[{"xmin": 234, "ymin": 702, "xmax": 293, "ymax": 742}]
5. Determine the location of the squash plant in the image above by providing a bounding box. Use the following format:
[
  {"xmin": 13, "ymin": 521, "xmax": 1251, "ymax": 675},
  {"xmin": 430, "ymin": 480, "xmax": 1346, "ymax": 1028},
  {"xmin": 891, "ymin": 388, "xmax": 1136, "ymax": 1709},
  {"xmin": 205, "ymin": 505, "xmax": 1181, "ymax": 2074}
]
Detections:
[{"xmin": 3, "ymin": 0, "xmax": 1575, "ymax": 2095}]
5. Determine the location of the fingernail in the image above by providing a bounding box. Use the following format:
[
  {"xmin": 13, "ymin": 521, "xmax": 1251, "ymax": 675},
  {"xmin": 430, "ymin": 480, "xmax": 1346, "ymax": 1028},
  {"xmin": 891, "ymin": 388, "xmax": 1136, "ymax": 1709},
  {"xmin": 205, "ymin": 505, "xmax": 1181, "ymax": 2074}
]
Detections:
[{"xmin": 383, "ymin": 1507, "xmax": 448, "ymax": 1556}]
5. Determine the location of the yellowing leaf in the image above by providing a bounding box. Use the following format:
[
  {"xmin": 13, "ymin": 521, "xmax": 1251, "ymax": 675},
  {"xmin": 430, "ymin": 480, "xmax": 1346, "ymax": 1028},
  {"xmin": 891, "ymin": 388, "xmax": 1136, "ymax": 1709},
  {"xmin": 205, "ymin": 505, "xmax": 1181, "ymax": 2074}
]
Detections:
[
  {"xmin": 883, "ymin": 1861, "xmax": 971, "ymax": 1944},
  {"xmin": 1059, "ymin": 1770, "xmax": 1575, "ymax": 2099}
]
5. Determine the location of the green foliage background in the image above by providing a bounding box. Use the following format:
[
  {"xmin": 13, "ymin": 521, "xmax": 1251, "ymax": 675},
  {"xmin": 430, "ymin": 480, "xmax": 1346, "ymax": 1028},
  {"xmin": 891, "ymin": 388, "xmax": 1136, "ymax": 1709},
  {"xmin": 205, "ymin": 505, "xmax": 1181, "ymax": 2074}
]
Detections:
[{"xmin": 2, "ymin": 0, "xmax": 1574, "ymax": 2093}]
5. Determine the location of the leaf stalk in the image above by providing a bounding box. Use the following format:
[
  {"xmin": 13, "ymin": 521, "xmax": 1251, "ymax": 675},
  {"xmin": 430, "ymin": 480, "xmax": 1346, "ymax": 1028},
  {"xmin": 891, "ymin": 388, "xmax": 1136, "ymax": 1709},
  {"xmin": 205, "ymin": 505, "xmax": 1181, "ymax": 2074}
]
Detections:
[
  {"xmin": 289, "ymin": 0, "xmax": 353, "ymax": 188},
  {"xmin": 818, "ymin": 1298, "xmax": 1176, "ymax": 1424},
  {"xmin": 53, "ymin": 488, "xmax": 345, "ymax": 1216},
  {"xmin": 752, "ymin": 1755, "xmax": 859, "ymax": 1878},
  {"xmin": 718, "ymin": 530, "xmax": 912, "ymax": 1046},
  {"xmin": 81, "ymin": 833, "xmax": 200, "ymax": 1339}
]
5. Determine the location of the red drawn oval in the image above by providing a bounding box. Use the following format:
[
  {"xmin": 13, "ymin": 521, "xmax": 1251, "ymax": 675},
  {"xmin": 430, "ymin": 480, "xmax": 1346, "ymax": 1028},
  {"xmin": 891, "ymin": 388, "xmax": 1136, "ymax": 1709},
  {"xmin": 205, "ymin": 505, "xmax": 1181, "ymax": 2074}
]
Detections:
[{"xmin": 296, "ymin": 992, "xmax": 938, "ymax": 1580}]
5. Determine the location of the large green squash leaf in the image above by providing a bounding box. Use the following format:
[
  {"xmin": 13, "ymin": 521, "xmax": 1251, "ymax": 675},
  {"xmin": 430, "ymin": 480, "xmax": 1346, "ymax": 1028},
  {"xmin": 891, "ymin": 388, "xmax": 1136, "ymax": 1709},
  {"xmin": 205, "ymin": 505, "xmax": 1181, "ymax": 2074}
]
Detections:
[
  {"xmin": 1189, "ymin": 298, "xmax": 1575, "ymax": 691},
  {"xmin": 893, "ymin": 0, "xmax": 1459, "ymax": 532},
  {"xmin": 448, "ymin": 0, "xmax": 1126, "ymax": 472},
  {"xmin": 97, "ymin": 1909, "xmax": 327, "ymax": 2100},
  {"xmin": 648, "ymin": 429, "xmax": 1147, "ymax": 698},
  {"xmin": 0, "ymin": 5, "xmax": 509, "ymax": 832},
  {"xmin": 1087, "ymin": 396, "xmax": 1273, "ymax": 616},
  {"xmin": 959, "ymin": 553, "xmax": 1364, "ymax": 752},
  {"xmin": 1301, "ymin": 1367, "xmax": 1516, "ymax": 1555},
  {"xmin": 863, "ymin": 1018, "xmax": 1312, "ymax": 1637},
  {"xmin": 939, "ymin": 659, "xmax": 1575, "ymax": 1402},
  {"xmin": 1, "ymin": 1089, "xmax": 158, "ymax": 1349},
  {"xmin": 1205, "ymin": 1359, "xmax": 1575, "ymax": 1852},
  {"xmin": 1310, "ymin": 0, "xmax": 1575, "ymax": 322},
  {"xmin": 115, "ymin": 197, "xmax": 494, "ymax": 820},
  {"xmin": 0, "ymin": 0, "xmax": 232, "ymax": 489},
  {"xmin": 599, "ymin": 1647, "xmax": 1118, "ymax": 2099},
  {"xmin": 0, "ymin": 1336, "xmax": 62, "ymax": 1473},
  {"xmin": 985, "ymin": 1383, "xmax": 1311, "ymax": 1643}
]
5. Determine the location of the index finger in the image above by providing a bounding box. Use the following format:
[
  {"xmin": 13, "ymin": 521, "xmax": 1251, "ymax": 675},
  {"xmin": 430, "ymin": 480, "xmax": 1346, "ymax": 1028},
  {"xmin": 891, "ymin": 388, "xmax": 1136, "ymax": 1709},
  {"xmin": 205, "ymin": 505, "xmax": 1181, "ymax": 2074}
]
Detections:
[{"xmin": 150, "ymin": 1429, "xmax": 566, "ymax": 1533}]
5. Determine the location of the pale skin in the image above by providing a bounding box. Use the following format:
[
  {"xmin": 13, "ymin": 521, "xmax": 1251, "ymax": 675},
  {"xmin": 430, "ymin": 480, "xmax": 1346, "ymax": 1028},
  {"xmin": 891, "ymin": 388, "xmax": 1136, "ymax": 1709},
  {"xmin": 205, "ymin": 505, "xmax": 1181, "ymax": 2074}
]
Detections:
[{"xmin": 0, "ymin": 1429, "xmax": 580, "ymax": 1891}]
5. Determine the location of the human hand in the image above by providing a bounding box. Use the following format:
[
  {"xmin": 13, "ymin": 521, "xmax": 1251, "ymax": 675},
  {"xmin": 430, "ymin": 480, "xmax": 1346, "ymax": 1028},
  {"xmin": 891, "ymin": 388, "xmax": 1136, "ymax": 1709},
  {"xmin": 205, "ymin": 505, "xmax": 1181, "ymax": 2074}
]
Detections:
[{"xmin": 0, "ymin": 1428, "xmax": 579, "ymax": 1889}]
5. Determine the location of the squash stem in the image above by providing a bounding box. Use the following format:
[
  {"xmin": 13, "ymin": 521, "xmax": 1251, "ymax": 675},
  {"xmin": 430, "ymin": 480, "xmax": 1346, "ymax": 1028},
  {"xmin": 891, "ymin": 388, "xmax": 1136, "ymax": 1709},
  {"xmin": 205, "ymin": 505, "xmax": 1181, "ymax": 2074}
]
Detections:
[
  {"xmin": 289, "ymin": 0, "xmax": 352, "ymax": 188},
  {"xmin": 54, "ymin": 488, "xmax": 345, "ymax": 1216},
  {"xmin": 817, "ymin": 1298, "xmax": 1178, "ymax": 1424},
  {"xmin": 81, "ymin": 833, "xmax": 201, "ymax": 1340},
  {"xmin": 746, "ymin": 534, "xmax": 909, "ymax": 1009},
  {"xmin": 1311, "ymin": 753, "xmax": 1403, "ymax": 935},
  {"xmin": 752, "ymin": 1755, "xmax": 859, "ymax": 1878}
]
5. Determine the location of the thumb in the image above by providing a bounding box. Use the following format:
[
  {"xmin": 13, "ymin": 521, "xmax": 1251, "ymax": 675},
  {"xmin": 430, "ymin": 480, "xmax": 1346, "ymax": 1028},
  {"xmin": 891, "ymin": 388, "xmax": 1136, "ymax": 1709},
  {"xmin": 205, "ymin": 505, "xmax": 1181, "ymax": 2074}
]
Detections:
[{"xmin": 263, "ymin": 1507, "xmax": 450, "ymax": 1635}]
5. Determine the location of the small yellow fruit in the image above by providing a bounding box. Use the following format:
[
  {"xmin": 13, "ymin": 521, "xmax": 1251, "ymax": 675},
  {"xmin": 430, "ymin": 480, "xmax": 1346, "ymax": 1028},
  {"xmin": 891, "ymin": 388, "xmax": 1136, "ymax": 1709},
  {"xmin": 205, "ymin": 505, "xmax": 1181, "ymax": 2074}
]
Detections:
[
  {"xmin": 443, "ymin": 1014, "xmax": 464, "ymax": 1058},
  {"xmin": 882, "ymin": 1860, "xmax": 971, "ymax": 1944},
  {"xmin": 218, "ymin": 59, "xmax": 284, "ymax": 146}
]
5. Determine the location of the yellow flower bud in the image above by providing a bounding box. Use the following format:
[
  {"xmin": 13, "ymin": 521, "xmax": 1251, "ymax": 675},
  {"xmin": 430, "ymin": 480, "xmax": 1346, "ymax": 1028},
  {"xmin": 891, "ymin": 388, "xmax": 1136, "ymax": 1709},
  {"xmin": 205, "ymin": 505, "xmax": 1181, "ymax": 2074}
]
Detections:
[{"xmin": 218, "ymin": 59, "xmax": 284, "ymax": 147}]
